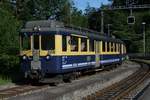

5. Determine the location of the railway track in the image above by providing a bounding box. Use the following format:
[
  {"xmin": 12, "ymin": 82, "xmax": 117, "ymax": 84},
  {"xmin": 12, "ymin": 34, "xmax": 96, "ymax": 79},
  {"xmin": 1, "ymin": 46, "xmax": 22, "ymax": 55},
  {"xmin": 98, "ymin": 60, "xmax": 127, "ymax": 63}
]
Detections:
[
  {"xmin": 0, "ymin": 84, "xmax": 49, "ymax": 99},
  {"xmin": 0, "ymin": 67, "xmax": 107, "ymax": 99},
  {"xmin": 83, "ymin": 63, "xmax": 150, "ymax": 100},
  {"xmin": 0, "ymin": 61, "xmax": 148, "ymax": 99}
]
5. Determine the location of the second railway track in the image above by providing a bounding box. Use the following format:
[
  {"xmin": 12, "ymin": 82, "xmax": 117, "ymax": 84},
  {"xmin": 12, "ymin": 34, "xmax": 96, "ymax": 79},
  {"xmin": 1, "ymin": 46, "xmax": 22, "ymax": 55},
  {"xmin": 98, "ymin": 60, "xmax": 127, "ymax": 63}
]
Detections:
[{"xmin": 83, "ymin": 61, "xmax": 150, "ymax": 100}]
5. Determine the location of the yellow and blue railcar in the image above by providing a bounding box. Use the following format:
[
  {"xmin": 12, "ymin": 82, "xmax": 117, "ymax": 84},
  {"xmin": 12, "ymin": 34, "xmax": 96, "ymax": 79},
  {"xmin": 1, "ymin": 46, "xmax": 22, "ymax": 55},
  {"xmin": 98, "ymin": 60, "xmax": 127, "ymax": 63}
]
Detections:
[{"xmin": 20, "ymin": 20, "xmax": 127, "ymax": 81}]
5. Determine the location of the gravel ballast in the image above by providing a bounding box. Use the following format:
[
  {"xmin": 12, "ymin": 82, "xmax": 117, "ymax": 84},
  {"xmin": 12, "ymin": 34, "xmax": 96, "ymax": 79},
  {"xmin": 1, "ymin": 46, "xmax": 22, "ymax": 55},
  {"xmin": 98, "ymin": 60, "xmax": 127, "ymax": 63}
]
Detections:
[{"xmin": 9, "ymin": 61, "xmax": 140, "ymax": 100}]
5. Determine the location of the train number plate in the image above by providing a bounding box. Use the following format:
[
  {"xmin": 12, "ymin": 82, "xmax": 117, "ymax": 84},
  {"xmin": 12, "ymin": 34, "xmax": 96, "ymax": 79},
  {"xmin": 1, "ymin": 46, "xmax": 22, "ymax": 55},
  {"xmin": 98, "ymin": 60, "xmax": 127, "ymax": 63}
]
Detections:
[{"xmin": 31, "ymin": 61, "xmax": 41, "ymax": 70}]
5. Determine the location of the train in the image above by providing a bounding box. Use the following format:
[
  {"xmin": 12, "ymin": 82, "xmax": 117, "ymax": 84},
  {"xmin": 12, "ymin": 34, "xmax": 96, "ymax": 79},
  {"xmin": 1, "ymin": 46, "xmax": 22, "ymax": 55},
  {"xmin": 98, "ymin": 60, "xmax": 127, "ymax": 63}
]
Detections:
[{"xmin": 20, "ymin": 20, "xmax": 127, "ymax": 82}]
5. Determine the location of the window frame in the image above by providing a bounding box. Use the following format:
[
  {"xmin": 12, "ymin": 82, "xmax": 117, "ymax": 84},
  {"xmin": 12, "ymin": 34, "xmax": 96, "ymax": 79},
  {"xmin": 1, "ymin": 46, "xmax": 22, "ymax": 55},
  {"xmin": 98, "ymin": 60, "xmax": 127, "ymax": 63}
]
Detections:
[{"xmin": 62, "ymin": 35, "xmax": 67, "ymax": 52}]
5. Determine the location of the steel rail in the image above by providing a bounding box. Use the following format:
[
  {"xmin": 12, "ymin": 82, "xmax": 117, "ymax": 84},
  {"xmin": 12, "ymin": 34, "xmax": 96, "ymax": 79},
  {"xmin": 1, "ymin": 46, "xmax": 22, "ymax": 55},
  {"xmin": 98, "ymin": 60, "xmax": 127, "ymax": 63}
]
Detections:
[{"xmin": 83, "ymin": 62, "xmax": 150, "ymax": 100}]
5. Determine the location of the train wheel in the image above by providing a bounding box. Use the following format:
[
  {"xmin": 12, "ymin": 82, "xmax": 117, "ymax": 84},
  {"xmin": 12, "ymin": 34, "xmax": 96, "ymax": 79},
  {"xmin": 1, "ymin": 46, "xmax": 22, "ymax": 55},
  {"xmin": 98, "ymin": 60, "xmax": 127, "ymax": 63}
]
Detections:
[
  {"xmin": 63, "ymin": 76, "xmax": 71, "ymax": 83},
  {"xmin": 63, "ymin": 73, "xmax": 75, "ymax": 83}
]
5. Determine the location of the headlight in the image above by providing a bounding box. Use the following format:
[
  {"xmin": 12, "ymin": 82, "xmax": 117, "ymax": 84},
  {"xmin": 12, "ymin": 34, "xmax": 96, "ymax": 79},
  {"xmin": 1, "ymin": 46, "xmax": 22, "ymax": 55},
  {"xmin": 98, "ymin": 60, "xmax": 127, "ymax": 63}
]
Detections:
[
  {"xmin": 46, "ymin": 55, "xmax": 50, "ymax": 60},
  {"xmin": 23, "ymin": 56, "xmax": 27, "ymax": 60},
  {"xmin": 33, "ymin": 26, "xmax": 41, "ymax": 31}
]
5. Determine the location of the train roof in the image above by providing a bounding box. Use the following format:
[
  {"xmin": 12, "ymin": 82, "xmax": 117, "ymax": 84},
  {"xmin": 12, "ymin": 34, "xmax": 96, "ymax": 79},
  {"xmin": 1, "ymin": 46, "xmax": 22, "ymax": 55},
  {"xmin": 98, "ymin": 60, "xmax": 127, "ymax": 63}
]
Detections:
[{"xmin": 20, "ymin": 20, "xmax": 124, "ymax": 44}]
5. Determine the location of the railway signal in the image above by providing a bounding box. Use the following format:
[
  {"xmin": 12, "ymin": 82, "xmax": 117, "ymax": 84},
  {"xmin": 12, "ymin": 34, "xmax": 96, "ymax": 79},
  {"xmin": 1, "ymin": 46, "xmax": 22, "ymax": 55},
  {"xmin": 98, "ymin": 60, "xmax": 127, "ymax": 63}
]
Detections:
[{"xmin": 127, "ymin": 16, "xmax": 135, "ymax": 25}]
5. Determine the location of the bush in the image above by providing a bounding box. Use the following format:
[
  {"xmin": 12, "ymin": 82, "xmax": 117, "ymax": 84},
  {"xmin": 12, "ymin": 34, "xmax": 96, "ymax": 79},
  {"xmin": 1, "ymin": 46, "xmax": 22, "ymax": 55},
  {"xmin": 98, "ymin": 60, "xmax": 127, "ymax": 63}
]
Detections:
[
  {"xmin": 0, "ymin": 54, "xmax": 19, "ymax": 75},
  {"xmin": 0, "ymin": 8, "xmax": 21, "ymax": 81}
]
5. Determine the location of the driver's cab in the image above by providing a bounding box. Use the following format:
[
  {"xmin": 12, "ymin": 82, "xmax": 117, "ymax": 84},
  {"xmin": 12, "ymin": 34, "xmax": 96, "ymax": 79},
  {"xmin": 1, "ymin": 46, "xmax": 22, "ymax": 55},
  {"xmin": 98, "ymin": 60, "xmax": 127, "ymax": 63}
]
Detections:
[
  {"xmin": 20, "ymin": 32, "xmax": 56, "ymax": 74},
  {"xmin": 20, "ymin": 33, "xmax": 55, "ymax": 57}
]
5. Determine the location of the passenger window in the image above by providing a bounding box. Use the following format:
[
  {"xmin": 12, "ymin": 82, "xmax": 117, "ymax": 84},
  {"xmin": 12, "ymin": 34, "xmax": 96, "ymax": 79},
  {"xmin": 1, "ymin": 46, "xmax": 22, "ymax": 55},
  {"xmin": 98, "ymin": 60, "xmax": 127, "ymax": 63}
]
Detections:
[
  {"xmin": 62, "ymin": 36, "xmax": 67, "ymax": 51},
  {"xmin": 89, "ymin": 39, "xmax": 94, "ymax": 52},
  {"xmin": 70, "ymin": 36, "xmax": 78, "ymax": 52},
  {"xmin": 102, "ymin": 41, "xmax": 105, "ymax": 52},
  {"xmin": 102, "ymin": 41, "xmax": 106, "ymax": 52},
  {"xmin": 81, "ymin": 38, "xmax": 87, "ymax": 52},
  {"xmin": 115, "ymin": 43, "xmax": 117, "ymax": 52},
  {"xmin": 41, "ymin": 35, "xmax": 55, "ymax": 50},
  {"xmin": 108, "ymin": 42, "xmax": 110, "ymax": 52}
]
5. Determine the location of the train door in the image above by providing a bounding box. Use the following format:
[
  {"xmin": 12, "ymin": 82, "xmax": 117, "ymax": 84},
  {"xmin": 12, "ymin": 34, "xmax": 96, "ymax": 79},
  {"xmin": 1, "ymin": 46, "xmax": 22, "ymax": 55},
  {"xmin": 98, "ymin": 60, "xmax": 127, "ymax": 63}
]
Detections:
[
  {"xmin": 31, "ymin": 35, "xmax": 41, "ymax": 70},
  {"xmin": 95, "ymin": 41, "xmax": 100, "ymax": 67}
]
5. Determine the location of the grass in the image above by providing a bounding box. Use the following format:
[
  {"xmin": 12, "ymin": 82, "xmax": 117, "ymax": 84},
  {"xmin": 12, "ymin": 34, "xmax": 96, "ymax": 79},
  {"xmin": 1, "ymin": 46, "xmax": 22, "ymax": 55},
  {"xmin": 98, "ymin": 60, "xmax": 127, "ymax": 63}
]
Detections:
[{"xmin": 0, "ymin": 77, "xmax": 11, "ymax": 85}]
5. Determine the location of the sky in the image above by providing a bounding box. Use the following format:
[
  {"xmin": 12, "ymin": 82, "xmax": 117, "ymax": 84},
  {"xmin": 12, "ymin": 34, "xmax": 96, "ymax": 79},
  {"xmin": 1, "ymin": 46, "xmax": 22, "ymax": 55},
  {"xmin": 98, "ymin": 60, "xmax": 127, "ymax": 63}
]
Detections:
[{"xmin": 74, "ymin": 0, "xmax": 110, "ymax": 11}]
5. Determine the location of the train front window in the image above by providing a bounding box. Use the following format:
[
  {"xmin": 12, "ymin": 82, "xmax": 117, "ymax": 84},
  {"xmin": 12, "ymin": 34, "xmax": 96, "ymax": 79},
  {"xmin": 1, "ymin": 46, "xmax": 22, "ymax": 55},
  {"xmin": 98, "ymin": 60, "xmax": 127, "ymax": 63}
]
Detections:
[
  {"xmin": 21, "ymin": 34, "xmax": 31, "ymax": 50},
  {"xmin": 41, "ymin": 35, "xmax": 55, "ymax": 50},
  {"xmin": 33, "ymin": 35, "xmax": 39, "ymax": 50}
]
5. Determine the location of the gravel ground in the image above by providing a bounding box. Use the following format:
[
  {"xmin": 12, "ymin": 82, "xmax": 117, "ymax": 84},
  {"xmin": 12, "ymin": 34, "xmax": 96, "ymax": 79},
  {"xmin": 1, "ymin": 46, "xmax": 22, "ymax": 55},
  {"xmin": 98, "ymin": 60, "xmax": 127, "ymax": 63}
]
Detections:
[
  {"xmin": 137, "ymin": 80, "xmax": 150, "ymax": 100},
  {"xmin": 0, "ymin": 83, "xmax": 18, "ymax": 91},
  {"xmin": 8, "ymin": 61, "xmax": 140, "ymax": 100}
]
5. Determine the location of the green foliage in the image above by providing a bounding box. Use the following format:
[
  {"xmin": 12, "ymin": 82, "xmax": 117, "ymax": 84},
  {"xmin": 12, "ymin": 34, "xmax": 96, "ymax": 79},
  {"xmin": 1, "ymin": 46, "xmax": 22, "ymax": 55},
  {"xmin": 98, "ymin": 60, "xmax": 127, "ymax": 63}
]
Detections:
[
  {"xmin": 0, "ymin": 7, "xmax": 21, "ymax": 81},
  {"xmin": 0, "ymin": 0, "xmax": 14, "ymax": 13},
  {"xmin": 0, "ymin": 9, "xmax": 20, "ymax": 54},
  {"xmin": 146, "ymin": 31, "xmax": 150, "ymax": 53},
  {"xmin": 0, "ymin": 54, "xmax": 19, "ymax": 75},
  {"xmin": 15, "ymin": 0, "xmax": 88, "ymax": 27},
  {"xmin": 86, "ymin": 2, "xmax": 150, "ymax": 53},
  {"xmin": 70, "ymin": 7, "xmax": 88, "ymax": 27},
  {"xmin": 16, "ymin": 0, "xmax": 72, "ymax": 21},
  {"xmin": 0, "ymin": 77, "xmax": 11, "ymax": 85}
]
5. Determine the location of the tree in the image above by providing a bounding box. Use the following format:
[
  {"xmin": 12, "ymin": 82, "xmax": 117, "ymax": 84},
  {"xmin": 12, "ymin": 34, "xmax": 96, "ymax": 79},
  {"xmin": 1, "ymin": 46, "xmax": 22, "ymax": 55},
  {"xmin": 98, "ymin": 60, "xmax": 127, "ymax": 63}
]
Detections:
[
  {"xmin": 0, "ymin": 7, "xmax": 20, "ymax": 76},
  {"xmin": 68, "ymin": 7, "xmax": 88, "ymax": 27},
  {"xmin": 15, "ymin": 0, "xmax": 72, "ymax": 21},
  {"xmin": 86, "ymin": 1, "xmax": 150, "ymax": 53}
]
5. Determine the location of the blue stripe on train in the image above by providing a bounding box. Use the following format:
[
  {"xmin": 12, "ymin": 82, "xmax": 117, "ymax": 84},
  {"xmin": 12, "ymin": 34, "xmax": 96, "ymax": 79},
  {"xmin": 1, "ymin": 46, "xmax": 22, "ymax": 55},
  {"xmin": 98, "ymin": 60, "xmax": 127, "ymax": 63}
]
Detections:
[
  {"xmin": 60, "ymin": 54, "xmax": 122, "ymax": 73},
  {"xmin": 62, "ymin": 58, "xmax": 120, "ymax": 69},
  {"xmin": 21, "ymin": 54, "xmax": 124, "ymax": 74}
]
